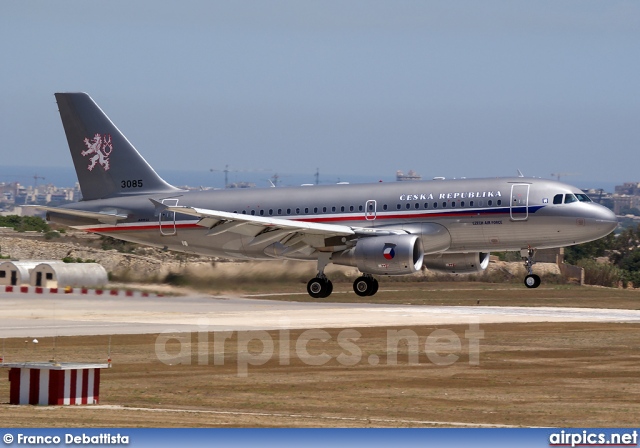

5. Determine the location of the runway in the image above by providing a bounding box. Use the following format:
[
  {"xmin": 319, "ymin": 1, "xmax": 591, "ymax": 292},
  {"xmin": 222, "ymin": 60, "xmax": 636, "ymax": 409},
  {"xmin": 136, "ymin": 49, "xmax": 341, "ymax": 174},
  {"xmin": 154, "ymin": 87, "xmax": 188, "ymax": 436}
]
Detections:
[{"xmin": 1, "ymin": 291, "xmax": 640, "ymax": 337}]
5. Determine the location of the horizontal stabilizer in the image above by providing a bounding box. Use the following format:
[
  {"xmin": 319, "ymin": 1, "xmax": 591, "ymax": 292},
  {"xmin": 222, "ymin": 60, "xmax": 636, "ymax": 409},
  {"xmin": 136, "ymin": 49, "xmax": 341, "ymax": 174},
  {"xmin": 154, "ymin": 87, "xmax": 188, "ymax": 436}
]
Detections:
[{"xmin": 29, "ymin": 205, "xmax": 128, "ymax": 225}]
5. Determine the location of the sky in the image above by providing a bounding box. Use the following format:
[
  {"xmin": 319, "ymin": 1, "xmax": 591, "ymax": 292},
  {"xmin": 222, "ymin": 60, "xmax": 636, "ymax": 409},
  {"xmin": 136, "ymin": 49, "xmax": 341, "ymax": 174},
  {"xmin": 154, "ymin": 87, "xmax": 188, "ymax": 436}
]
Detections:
[{"xmin": 1, "ymin": 1, "xmax": 639, "ymax": 189}]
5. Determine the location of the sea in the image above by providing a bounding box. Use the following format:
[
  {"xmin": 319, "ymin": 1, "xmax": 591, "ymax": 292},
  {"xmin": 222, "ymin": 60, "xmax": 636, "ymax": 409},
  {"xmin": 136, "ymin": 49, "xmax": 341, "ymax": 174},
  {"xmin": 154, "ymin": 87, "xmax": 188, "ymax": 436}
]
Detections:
[{"xmin": 0, "ymin": 165, "xmax": 619, "ymax": 193}]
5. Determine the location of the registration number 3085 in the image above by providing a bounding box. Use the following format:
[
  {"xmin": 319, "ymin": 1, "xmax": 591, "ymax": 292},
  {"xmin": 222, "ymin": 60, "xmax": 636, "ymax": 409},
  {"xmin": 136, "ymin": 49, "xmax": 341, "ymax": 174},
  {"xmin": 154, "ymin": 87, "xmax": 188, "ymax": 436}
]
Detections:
[{"xmin": 121, "ymin": 179, "xmax": 143, "ymax": 188}]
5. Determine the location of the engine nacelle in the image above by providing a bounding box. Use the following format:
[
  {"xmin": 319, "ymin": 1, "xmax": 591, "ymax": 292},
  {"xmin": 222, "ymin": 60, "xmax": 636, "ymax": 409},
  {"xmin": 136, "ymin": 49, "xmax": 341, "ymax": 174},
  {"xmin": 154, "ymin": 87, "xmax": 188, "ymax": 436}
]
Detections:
[
  {"xmin": 423, "ymin": 252, "xmax": 490, "ymax": 274},
  {"xmin": 332, "ymin": 234, "xmax": 424, "ymax": 275}
]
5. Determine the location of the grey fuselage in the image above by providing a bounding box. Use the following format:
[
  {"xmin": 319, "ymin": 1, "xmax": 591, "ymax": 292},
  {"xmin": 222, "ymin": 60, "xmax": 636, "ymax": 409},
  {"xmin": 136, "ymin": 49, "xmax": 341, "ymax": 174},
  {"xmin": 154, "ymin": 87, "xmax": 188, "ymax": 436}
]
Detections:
[{"xmin": 48, "ymin": 177, "xmax": 618, "ymax": 260}]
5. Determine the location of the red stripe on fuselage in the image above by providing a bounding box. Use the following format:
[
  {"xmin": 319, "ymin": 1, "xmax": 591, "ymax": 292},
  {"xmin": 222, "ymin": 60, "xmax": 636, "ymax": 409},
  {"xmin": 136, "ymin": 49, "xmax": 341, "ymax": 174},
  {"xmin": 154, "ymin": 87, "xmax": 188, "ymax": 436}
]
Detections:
[{"xmin": 78, "ymin": 208, "xmax": 511, "ymax": 233}]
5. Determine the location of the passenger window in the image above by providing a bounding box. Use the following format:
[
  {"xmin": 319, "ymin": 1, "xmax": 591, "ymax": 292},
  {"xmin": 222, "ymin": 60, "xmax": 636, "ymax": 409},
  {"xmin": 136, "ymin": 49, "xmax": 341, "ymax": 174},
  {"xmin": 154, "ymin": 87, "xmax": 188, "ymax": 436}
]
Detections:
[
  {"xmin": 497, "ymin": 200, "xmax": 501, "ymax": 206},
  {"xmin": 461, "ymin": 201, "xmax": 465, "ymax": 207},
  {"xmin": 259, "ymin": 210, "xmax": 264, "ymax": 216},
  {"xmin": 553, "ymin": 194, "xmax": 563, "ymax": 205},
  {"xmin": 242, "ymin": 210, "xmax": 246, "ymax": 214},
  {"xmin": 564, "ymin": 194, "xmax": 578, "ymax": 204},
  {"xmin": 470, "ymin": 201, "xmax": 474, "ymax": 207},
  {"xmin": 268, "ymin": 209, "xmax": 273, "ymax": 216},
  {"xmin": 442, "ymin": 202, "xmax": 447, "ymax": 208},
  {"xmin": 406, "ymin": 204, "xmax": 411, "ymax": 209},
  {"xmin": 251, "ymin": 210, "xmax": 256, "ymax": 215},
  {"xmin": 433, "ymin": 202, "xmax": 438, "ymax": 208},
  {"xmin": 383, "ymin": 204, "xmax": 388, "ymax": 211},
  {"xmin": 451, "ymin": 202, "xmax": 456, "ymax": 208},
  {"xmin": 358, "ymin": 205, "xmax": 363, "ymax": 212},
  {"xmin": 350, "ymin": 206, "xmax": 354, "ymax": 212},
  {"xmin": 341, "ymin": 206, "xmax": 345, "ymax": 212},
  {"xmin": 332, "ymin": 206, "xmax": 336, "ymax": 212},
  {"xmin": 305, "ymin": 208, "xmax": 309, "ymax": 214},
  {"xmin": 278, "ymin": 209, "xmax": 282, "ymax": 215},
  {"xmin": 488, "ymin": 200, "xmax": 493, "ymax": 206},
  {"xmin": 322, "ymin": 207, "xmax": 326, "ymax": 213},
  {"xmin": 296, "ymin": 208, "xmax": 300, "ymax": 214},
  {"xmin": 287, "ymin": 208, "xmax": 291, "ymax": 214},
  {"xmin": 424, "ymin": 203, "xmax": 428, "ymax": 209},
  {"xmin": 313, "ymin": 207, "xmax": 318, "ymax": 213},
  {"xmin": 397, "ymin": 204, "xmax": 401, "ymax": 210},
  {"xmin": 415, "ymin": 203, "xmax": 420, "ymax": 209}
]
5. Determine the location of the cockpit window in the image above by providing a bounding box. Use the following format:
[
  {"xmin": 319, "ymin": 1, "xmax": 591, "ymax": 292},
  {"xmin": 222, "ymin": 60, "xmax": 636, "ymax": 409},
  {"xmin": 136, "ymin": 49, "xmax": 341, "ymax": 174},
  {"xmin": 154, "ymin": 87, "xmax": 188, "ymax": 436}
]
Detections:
[
  {"xmin": 575, "ymin": 193, "xmax": 592, "ymax": 203},
  {"xmin": 553, "ymin": 194, "xmax": 563, "ymax": 205},
  {"xmin": 564, "ymin": 194, "xmax": 578, "ymax": 204}
]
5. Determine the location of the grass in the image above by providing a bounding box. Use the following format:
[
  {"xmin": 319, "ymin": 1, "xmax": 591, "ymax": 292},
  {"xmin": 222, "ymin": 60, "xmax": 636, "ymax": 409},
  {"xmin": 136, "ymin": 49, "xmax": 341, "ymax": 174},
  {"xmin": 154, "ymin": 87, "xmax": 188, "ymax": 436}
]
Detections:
[{"xmin": 1, "ymin": 321, "xmax": 639, "ymax": 427}]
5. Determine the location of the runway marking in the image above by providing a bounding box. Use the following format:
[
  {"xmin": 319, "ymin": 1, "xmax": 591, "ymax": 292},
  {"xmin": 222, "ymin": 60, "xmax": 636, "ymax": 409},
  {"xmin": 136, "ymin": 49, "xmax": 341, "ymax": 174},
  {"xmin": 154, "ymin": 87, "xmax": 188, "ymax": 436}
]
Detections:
[{"xmin": 52, "ymin": 404, "xmax": 521, "ymax": 428}]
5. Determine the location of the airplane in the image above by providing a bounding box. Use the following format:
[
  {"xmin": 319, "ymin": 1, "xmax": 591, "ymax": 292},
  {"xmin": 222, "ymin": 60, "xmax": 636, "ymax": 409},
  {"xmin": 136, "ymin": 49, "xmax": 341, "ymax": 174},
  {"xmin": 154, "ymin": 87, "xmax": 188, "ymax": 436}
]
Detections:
[{"xmin": 38, "ymin": 93, "xmax": 618, "ymax": 298}]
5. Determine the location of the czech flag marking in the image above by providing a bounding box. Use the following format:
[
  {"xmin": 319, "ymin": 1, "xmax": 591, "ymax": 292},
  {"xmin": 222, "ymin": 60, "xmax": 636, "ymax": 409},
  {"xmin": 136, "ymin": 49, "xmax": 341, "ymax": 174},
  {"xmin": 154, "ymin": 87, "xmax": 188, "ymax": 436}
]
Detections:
[{"xmin": 383, "ymin": 246, "xmax": 395, "ymax": 260}]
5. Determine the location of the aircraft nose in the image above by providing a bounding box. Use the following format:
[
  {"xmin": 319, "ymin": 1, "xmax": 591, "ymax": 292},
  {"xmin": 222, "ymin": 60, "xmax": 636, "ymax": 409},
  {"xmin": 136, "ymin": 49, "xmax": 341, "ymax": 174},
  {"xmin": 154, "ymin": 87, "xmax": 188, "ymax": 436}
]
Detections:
[{"xmin": 591, "ymin": 204, "xmax": 618, "ymax": 235}]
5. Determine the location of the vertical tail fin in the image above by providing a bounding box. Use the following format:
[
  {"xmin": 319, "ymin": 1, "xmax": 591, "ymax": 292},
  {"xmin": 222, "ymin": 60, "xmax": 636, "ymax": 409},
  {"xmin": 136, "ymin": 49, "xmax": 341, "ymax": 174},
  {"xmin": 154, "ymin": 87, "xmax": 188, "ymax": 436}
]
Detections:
[{"xmin": 55, "ymin": 92, "xmax": 180, "ymax": 201}]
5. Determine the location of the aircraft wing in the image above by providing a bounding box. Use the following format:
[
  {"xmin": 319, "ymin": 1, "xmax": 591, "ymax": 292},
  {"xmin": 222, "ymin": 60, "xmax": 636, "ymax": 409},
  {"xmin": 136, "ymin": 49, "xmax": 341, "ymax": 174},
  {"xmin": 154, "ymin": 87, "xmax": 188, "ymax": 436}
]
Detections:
[
  {"xmin": 26, "ymin": 205, "xmax": 128, "ymax": 225},
  {"xmin": 151, "ymin": 199, "xmax": 402, "ymax": 255}
]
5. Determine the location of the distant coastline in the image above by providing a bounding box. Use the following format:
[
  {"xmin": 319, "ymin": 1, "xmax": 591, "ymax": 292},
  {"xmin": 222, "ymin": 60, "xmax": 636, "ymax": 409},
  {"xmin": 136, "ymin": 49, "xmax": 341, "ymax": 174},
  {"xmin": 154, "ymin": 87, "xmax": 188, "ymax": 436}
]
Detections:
[{"xmin": 0, "ymin": 165, "xmax": 620, "ymax": 193}]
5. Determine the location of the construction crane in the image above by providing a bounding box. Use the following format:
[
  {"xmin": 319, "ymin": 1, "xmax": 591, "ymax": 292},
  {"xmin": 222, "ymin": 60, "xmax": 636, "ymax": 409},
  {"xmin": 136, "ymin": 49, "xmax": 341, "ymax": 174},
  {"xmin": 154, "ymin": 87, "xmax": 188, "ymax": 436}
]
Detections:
[
  {"xmin": 33, "ymin": 174, "xmax": 45, "ymax": 188},
  {"xmin": 550, "ymin": 172, "xmax": 579, "ymax": 182},
  {"xmin": 210, "ymin": 165, "xmax": 271, "ymax": 189}
]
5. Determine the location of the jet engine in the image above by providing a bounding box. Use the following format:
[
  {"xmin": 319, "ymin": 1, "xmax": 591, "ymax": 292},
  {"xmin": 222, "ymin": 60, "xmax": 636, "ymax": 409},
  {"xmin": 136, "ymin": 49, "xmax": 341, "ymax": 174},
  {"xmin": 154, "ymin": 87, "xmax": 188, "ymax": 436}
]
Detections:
[
  {"xmin": 423, "ymin": 252, "xmax": 490, "ymax": 274},
  {"xmin": 332, "ymin": 234, "xmax": 424, "ymax": 275}
]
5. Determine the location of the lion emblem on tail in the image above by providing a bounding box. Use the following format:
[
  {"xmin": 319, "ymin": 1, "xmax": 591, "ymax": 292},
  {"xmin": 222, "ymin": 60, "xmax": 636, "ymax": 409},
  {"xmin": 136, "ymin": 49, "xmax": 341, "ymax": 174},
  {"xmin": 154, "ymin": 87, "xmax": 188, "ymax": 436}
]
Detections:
[{"xmin": 82, "ymin": 133, "xmax": 113, "ymax": 171}]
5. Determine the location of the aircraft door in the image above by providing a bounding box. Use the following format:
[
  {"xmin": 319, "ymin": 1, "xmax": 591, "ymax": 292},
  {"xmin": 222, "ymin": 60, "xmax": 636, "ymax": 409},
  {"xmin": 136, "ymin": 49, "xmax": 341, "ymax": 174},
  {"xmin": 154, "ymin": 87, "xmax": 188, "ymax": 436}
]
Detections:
[
  {"xmin": 510, "ymin": 184, "xmax": 530, "ymax": 221},
  {"xmin": 159, "ymin": 198, "xmax": 178, "ymax": 235},
  {"xmin": 365, "ymin": 200, "xmax": 377, "ymax": 221}
]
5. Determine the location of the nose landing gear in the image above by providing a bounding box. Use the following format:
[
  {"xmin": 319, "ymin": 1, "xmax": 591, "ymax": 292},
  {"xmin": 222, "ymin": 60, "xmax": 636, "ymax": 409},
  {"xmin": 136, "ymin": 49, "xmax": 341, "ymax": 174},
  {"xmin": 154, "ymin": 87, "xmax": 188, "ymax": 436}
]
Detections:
[{"xmin": 522, "ymin": 247, "xmax": 541, "ymax": 288}]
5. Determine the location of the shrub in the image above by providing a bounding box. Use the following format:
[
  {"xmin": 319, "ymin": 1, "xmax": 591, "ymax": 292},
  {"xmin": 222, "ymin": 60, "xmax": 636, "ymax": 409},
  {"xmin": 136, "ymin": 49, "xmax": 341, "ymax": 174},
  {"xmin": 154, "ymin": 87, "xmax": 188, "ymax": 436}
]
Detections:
[{"xmin": 577, "ymin": 259, "xmax": 624, "ymax": 288}]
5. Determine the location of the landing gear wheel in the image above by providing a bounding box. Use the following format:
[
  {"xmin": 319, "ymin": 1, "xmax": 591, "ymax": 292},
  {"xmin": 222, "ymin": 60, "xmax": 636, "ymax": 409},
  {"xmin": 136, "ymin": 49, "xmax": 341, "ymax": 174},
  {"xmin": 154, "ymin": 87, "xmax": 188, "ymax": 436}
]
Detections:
[
  {"xmin": 307, "ymin": 277, "xmax": 333, "ymax": 298},
  {"xmin": 524, "ymin": 274, "xmax": 541, "ymax": 289},
  {"xmin": 370, "ymin": 278, "xmax": 379, "ymax": 296},
  {"xmin": 353, "ymin": 276, "xmax": 378, "ymax": 297},
  {"xmin": 325, "ymin": 279, "xmax": 333, "ymax": 297}
]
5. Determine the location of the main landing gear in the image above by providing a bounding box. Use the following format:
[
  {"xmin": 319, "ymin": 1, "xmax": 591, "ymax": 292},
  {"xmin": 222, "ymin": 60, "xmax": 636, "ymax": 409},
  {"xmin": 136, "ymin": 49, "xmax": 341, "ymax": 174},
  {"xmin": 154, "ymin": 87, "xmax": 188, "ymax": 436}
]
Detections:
[
  {"xmin": 307, "ymin": 253, "xmax": 334, "ymax": 299},
  {"xmin": 307, "ymin": 276, "xmax": 333, "ymax": 299},
  {"xmin": 306, "ymin": 274, "xmax": 380, "ymax": 298},
  {"xmin": 521, "ymin": 247, "xmax": 541, "ymax": 289},
  {"xmin": 353, "ymin": 275, "xmax": 379, "ymax": 297},
  {"xmin": 306, "ymin": 254, "xmax": 380, "ymax": 298}
]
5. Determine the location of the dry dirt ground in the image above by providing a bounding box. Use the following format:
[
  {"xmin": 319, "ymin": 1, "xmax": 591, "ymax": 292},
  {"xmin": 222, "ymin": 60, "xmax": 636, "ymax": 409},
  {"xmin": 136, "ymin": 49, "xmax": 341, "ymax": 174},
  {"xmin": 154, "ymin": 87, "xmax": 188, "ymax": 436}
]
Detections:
[
  {"xmin": 1, "ymin": 318, "xmax": 639, "ymax": 427},
  {"xmin": 238, "ymin": 281, "xmax": 640, "ymax": 309}
]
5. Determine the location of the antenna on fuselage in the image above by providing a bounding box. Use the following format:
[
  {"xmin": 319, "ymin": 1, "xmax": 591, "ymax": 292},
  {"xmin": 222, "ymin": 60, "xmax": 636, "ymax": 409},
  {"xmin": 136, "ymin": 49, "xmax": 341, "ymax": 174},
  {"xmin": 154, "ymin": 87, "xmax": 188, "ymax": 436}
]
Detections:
[{"xmin": 517, "ymin": 169, "xmax": 524, "ymax": 177}]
